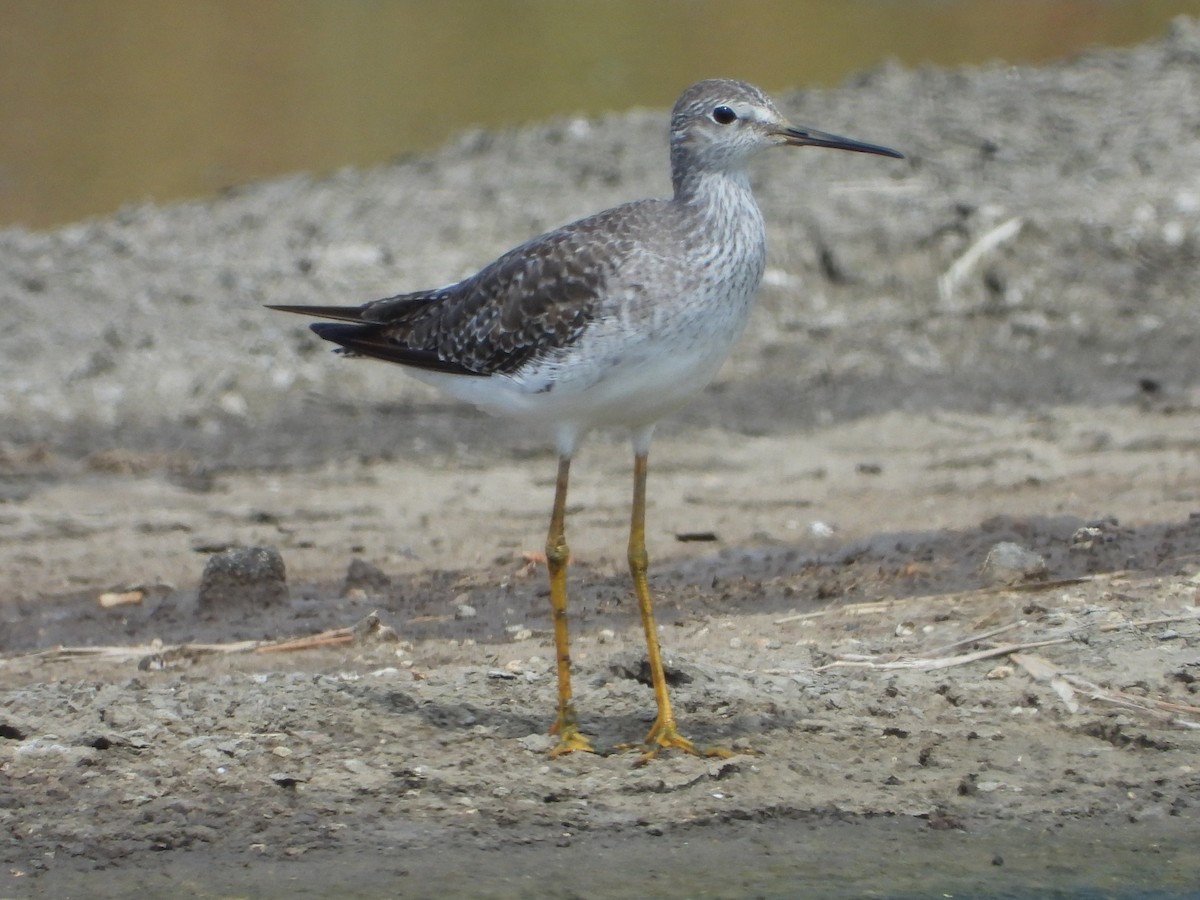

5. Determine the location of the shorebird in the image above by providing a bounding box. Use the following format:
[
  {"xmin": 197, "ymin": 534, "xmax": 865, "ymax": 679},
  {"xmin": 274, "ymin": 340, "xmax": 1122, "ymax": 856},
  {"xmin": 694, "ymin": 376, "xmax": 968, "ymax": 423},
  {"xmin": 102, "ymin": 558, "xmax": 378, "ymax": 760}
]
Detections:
[{"xmin": 270, "ymin": 79, "xmax": 902, "ymax": 760}]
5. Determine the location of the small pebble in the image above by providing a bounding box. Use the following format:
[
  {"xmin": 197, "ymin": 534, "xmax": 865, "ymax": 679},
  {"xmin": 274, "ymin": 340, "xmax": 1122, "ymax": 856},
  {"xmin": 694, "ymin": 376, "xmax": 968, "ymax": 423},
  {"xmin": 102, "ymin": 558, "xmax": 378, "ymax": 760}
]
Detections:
[{"xmin": 980, "ymin": 542, "xmax": 1047, "ymax": 586}]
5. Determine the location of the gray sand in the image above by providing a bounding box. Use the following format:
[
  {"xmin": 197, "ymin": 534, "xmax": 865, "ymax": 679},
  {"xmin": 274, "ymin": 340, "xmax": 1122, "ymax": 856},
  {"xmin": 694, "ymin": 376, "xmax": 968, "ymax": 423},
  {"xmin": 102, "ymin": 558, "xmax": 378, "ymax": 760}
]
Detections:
[{"xmin": 2, "ymin": 20, "xmax": 1200, "ymax": 898}]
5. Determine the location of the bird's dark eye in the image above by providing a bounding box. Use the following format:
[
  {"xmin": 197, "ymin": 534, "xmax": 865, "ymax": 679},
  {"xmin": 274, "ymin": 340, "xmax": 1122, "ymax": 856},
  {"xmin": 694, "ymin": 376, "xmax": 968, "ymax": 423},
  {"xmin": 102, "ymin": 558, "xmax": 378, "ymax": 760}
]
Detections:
[{"xmin": 711, "ymin": 105, "xmax": 737, "ymax": 125}]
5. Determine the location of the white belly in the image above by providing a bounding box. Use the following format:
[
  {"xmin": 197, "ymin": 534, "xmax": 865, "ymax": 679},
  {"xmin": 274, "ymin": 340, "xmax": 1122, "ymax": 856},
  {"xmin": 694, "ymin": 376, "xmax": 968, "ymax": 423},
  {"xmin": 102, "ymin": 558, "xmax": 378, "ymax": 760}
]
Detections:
[
  {"xmin": 410, "ymin": 315, "xmax": 746, "ymax": 433},
  {"xmin": 408, "ymin": 180, "xmax": 767, "ymax": 447}
]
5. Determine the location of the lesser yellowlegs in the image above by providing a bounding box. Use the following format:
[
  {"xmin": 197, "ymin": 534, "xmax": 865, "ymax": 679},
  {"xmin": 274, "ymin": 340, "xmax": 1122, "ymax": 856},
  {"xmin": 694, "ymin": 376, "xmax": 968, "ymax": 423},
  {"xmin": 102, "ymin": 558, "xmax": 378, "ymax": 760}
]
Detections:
[{"xmin": 270, "ymin": 79, "xmax": 902, "ymax": 759}]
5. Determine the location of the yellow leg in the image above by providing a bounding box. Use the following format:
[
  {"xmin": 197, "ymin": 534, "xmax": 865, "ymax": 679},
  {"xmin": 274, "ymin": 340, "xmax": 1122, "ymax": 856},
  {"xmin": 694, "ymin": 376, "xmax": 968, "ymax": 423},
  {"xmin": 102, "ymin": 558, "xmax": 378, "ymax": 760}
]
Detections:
[
  {"xmin": 628, "ymin": 451, "xmax": 733, "ymax": 762},
  {"xmin": 546, "ymin": 455, "xmax": 594, "ymax": 757}
]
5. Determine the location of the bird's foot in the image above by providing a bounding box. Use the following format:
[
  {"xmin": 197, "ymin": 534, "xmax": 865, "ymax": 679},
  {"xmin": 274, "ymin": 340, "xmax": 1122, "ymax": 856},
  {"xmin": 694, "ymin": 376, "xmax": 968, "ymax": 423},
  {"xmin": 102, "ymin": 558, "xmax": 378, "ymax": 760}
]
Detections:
[
  {"xmin": 547, "ymin": 720, "xmax": 596, "ymax": 758},
  {"xmin": 627, "ymin": 717, "xmax": 736, "ymax": 766}
]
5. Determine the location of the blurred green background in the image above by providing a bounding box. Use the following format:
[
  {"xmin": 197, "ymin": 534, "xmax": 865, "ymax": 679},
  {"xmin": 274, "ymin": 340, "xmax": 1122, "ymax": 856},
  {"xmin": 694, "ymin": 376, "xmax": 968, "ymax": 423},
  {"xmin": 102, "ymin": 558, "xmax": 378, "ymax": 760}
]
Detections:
[{"xmin": 3, "ymin": 0, "xmax": 1200, "ymax": 230}]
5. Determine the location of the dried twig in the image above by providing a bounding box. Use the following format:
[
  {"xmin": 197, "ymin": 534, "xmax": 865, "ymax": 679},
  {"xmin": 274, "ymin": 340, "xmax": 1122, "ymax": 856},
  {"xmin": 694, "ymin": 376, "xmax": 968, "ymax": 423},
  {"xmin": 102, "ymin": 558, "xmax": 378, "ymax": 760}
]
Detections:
[
  {"xmin": 924, "ymin": 620, "xmax": 1027, "ymax": 656},
  {"xmin": 1095, "ymin": 611, "xmax": 1200, "ymax": 633},
  {"xmin": 255, "ymin": 626, "xmax": 354, "ymax": 653},
  {"xmin": 773, "ymin": 609, "xmax": 833, "ymax": 625},
  {"xmin": 0, "ymin": 614, "xmax": 395, "ymax": 668},
  {"xmin": 773, "ymin": 575, "xmax": 1097, "ymax": 626},
  {"xmin": 0, "ymin": 641, "xmax": 264, "ymax": 665},
  {"xmin": 814, "ymin": 637, "xmax": 1070, "ymax": 672},
  {"xmin": 1012, "ymin": 651, "xmax": 1200, "ymax": 728},
  {"xmin": 938, "ymin": 216, "xmax": 1024, "ymax": 303}
]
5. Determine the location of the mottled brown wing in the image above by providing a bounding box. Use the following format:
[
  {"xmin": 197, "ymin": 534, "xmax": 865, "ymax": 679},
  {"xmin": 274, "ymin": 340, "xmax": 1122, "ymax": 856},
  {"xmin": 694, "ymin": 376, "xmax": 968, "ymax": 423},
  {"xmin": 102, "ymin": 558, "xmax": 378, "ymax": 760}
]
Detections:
[
  {"xmin": 373, "ymin": 221, "xmax": 617, "ymax": 375},
  {"xmin": 270, "ymin": 200, "xmax": 668, "ymax": 376}
]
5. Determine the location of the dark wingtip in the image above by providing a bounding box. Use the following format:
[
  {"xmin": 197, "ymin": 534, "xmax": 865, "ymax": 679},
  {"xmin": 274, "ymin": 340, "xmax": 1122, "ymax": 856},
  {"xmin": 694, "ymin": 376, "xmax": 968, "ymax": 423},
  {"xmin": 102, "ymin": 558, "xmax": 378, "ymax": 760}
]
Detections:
[
  {"xmin": 305, "ymin": 321, "xmax": 477, "ymax": 375},
  {"xmin": 309, "ymin": 321, "xmax": 357, "ymax": 341},
  {"xmin": 266, "ymin": 304, "xmax": 369, "ymax": 322}
]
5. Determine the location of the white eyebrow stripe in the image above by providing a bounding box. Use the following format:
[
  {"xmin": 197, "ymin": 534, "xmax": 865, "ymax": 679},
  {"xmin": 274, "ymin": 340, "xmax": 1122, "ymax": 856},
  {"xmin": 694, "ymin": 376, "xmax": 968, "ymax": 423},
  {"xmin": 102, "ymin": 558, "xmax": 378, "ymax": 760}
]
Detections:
[{"xmin": 739, "ymin": 103, "xmax": 770, "ymax": 123}]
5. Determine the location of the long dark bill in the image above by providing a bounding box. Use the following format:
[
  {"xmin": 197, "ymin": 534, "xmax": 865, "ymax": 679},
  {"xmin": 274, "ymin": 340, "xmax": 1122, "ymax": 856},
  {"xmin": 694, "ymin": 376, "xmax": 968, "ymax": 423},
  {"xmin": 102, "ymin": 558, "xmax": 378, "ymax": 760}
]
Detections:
[{"xmin": 780, "ymin": 125, "xmax": 903, "ymax": 159}]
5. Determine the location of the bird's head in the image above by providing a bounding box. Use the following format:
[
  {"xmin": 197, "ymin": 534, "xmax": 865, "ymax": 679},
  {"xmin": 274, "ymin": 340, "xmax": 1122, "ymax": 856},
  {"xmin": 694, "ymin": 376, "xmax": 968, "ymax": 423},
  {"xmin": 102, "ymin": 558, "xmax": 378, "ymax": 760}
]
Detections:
[{"xmin": 669, "ymin": 79, "xmax": 902, "ymax": 197}]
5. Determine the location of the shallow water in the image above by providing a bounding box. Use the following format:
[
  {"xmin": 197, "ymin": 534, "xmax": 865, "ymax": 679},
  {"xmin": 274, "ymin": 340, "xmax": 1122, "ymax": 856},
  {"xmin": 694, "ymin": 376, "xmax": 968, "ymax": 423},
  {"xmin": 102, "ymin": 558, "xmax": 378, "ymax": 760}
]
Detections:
[
  {"xmin": 19, "ymin": 816, "xmax": 1200, "ymax": 899},
  {"xmin": 5, "ymin": 0, "xmax": 1200, "ymax": 228}
]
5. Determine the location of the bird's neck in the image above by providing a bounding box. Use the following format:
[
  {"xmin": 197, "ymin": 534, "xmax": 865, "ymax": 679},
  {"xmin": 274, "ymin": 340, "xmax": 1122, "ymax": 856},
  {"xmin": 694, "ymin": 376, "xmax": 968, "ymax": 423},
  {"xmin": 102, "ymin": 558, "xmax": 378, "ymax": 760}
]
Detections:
[
  {"xmin": 672, "ymin": 167, "xmax": 764, "ymax": 248},
  {"xmin": 672, "ymin": 165, "xmax": 755, "ymax": 210}
]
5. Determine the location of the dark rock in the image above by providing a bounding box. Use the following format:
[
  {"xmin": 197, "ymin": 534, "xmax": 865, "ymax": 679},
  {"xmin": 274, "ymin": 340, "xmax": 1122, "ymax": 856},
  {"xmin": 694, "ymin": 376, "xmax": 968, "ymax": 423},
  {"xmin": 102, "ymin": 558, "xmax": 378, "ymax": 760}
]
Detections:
[
  {"xmin": 341, "ymin": 558, "xmax": 391, "ymax": 596},
  {"xmin": 198, "ymin": 546, "xmax": 288, "ymax": 609}
]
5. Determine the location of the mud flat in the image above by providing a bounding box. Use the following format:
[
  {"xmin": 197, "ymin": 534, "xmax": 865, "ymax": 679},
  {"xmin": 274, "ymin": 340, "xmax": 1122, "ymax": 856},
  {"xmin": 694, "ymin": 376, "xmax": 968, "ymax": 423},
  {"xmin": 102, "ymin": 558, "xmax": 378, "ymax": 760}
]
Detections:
[{"xmin": 3, "ymin": 21, "xmax": 1200, "ymax": 898}]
